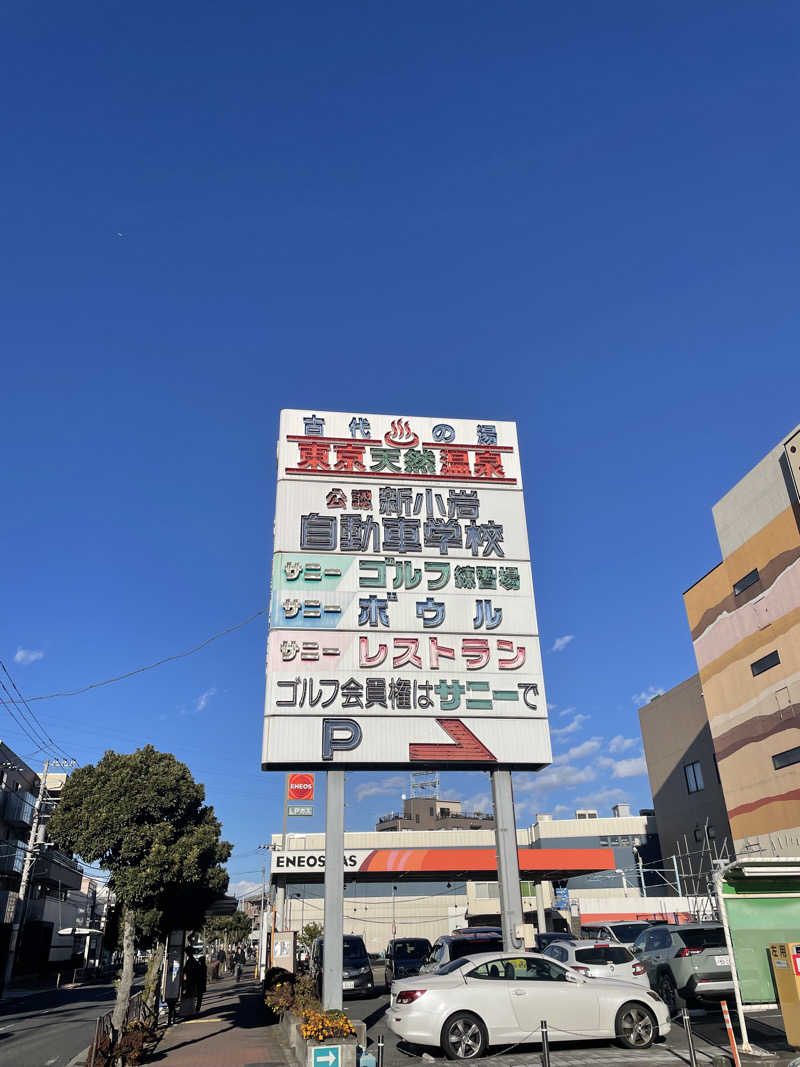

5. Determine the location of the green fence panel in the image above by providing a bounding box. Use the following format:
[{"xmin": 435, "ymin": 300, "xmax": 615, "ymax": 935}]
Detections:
[{"xmin": 726, "ymin": 897, "xmax": 800, "ymax": 1004}]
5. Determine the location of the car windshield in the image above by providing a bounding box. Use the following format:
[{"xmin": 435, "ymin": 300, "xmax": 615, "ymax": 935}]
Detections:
[
  {"xmin": 343, "ymin": 937, "xmax": 368, "ymax": 962},
  {"xmin": 677, "ymin": 927, "xmax": 727, "ymax": 950},
  {"xmin": 610, "ymin": 923, "xmax": 650, "ymax": 941},
  {"xmin": 394, "ymin": 940, "xmax": 429, "ymax": 960},
  {"xmin": 450, "ymin": 937, "xmax": 504, "ymax": 960},
  {"xmin": 575, "ymin": 946, "xmax": 633, "ymax": 964}
]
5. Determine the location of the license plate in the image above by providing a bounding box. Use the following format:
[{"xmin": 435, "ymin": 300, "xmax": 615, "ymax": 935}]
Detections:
[
  {"xmin": 715, "ymin": 955, "xmax": 730, "ymax": 967},
  {"xmin": 343, "ymin": 980, "xmax": 355, "ymax": 989}
]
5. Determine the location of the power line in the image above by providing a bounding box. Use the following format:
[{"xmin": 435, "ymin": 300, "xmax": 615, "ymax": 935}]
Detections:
[
  {"xmin": 14, "ymin": 609, "xmax": 266, "ymax": 703},
  {"xmin": 0, "ymin": 685, "xmax": 51, "ymax": 756},
  {"xmin": 0, "ymin": 662, "xmax": 75, "ymax": 761}
]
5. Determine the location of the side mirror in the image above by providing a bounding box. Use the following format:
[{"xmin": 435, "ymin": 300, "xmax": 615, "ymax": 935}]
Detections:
[
  {"xmin": 632, "ymin": 945, "xmax": 642, "ymax": 955},
  {"xmin": 565, "ymin": 971, "xmax": 580, "ymax": 984}
]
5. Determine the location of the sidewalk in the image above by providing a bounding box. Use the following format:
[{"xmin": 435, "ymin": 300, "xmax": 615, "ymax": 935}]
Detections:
[{"xmin": 146, "ymin": 975, "xmax": 292, "ymax": 1067}]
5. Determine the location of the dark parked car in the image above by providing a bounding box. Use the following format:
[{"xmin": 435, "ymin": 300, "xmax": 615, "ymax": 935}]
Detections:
[
  {"xmin": 418, "ymin": 930, "xmax": 505, "ymax": 973},
  {"xmin": 310, "ymin": 935, "xmax": 374, "ymax": 997},
  {"xmin": 384, "ymin": 937, "xmax": 432, "ymax": 989}
]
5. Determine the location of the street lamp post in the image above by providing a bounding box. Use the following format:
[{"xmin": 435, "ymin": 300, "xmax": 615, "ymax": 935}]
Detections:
[{"xmin": 391, "ymin": 885, "xmax": 397, "ymax": 937}]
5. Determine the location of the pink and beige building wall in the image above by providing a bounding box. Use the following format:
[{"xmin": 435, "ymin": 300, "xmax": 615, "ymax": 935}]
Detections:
[{"xmin": 684, "ymin": 424, "xmax": 800, "ymax": 853}]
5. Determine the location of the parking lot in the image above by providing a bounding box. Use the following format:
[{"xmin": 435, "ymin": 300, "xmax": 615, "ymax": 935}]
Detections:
[{"xmin": 344, "ymin": 962, "xmax": 795, "ymax": 1067}]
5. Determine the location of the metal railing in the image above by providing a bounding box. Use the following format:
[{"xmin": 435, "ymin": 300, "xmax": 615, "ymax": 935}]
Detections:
[
  {"xmin": 377, "ymin": 810, "xmax": 494, "ymax": 824},
  {"xmin": 87, "ymin": 990, "xmax": 144, "ymax": 1067}
]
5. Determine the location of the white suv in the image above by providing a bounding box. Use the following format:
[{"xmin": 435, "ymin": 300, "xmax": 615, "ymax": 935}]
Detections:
[{"xmin": 543, "ymin": 939, "xmax": 650, "ymax": 986}]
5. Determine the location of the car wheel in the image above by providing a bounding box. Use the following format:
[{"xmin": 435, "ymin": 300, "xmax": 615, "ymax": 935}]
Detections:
[
  {"xmin": 441, "ymin": 1012, "xmax": 488, "ymax": 1060},
  {"xmin": 615, "ymin": 1002, "xmax": 657, "ymax": 1049},
  {"xmin": 657, "ymin": 973, "xmax": 683, "ymax": 1015}
]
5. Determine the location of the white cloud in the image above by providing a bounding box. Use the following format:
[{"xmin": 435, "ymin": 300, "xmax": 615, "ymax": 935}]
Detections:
[
  {"xmin": 228, "ymin": 879, "xmax": 261, "ymax": 899},
  {"xmin": 554, "ymin": 804, "xmax": 571, "ymax": 816},
  {"xmin": 551, "ymin": 713, "xmax": 589, "ymax": 738},
  {"xmin": 354, "ymin": 775, "xmax": 406, "ymax": 802},
  {"xmin": 554, "ymin": 737, "xmax": 603, "ymax": 764},
  {"xmin": 547, "ymin": 702, "xmax": 558, "ymax": 712},
  {"xmin": 558, "ymin": 706, "xmax": 577, "ymax": 718},
  {"xmin": 632, "ymin": 686, "xmax": 664, "ymax": 707},
  {"xmin": 516, "ymin": 763, "xmax": 596, "ymax": 792},
  {"xmin": 609, "ymin": 735, "xmax": 638, "ymax": 754},
  {"xmin": 196, "ymin": 687, "xmax": 217, "ymax": 712},
  {"xmin": 577, "ymin": 787, "xmax": 630, "ymax": 808},
  {"xmin": 463, "ymin": 792, "xmax": 491, "ymax": 814},
  {"xmin": 551, "ymin": 635, "xmax": 574, "ymax": 653},
  {"xmin": 14, "ymin": 647, "xmax": 43, "ymax": 665},
  {"xmin": 596, "ymin": 756, "xmax": 615, "ymax": 769},
  {"xmin": 612, "ymin": 755, "xmax": 648, "ymax": 778}
]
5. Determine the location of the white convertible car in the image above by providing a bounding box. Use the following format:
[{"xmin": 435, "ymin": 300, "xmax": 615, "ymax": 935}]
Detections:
[{"xmin": 386, "ymin": 951, "xmax": 670, "ymax": 1059}]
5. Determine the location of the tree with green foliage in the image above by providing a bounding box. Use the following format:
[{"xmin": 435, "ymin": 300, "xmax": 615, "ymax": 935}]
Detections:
[
  {"xmin": 48, "ymin": 746, "xmax": 232, "ymax": 1039},
  {"xmin": 204, "ymin": 910, "xmax": 252, "ymax": 948},
  {"xmin": 299, "ymin": 921, "xmax": 323, "ymax": 950}
]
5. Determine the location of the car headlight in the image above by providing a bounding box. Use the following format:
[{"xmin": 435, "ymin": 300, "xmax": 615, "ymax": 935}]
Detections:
[{"xmin": 356, "ymin": 965, "xmax": 371, "ymax": 976}]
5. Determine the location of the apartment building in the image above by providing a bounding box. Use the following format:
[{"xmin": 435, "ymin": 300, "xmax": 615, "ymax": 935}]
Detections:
[{"xmin": 683, "ymin": 424, "xmax": 800, "ymax": 854}]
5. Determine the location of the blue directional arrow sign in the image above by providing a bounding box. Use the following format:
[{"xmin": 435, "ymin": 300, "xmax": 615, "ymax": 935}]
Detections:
[{"xmin": 312, "ymin": 1047, "xmax": 340, "ymax": 1067}]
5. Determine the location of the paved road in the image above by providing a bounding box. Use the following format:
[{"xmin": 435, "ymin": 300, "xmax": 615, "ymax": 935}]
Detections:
[
  {"xmin": 348, "ymin": 962, "xmax": 795, "ymax": 1067},
  {"xmin": 0, "ymin": 981, "xmax": 126, "ymax": 1067}
]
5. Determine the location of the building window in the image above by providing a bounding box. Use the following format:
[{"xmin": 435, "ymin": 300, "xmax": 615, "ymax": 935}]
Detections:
[
  {"xmin": 429, "ymin": 807, "xmax": 434, "ymax": 816},
  {"xmin": 415, "ymin": 814, "xmax": 419, "ymax": 823},
  {"xmin": 588, "ymin": 812, "xmax": 597, "ymax": 818},
  {"xmin": 619, "ymin": 835, "xmax": 630, "ymax": 845},
  {"xmin": 733, "ymin": 568, "xmax": 760, "ymax": 596},
  {"xmin": 577, "ymin": 812, "xmax": 587, "ymax": 819},
  {"xmin": 751, "ymin": 651, "xmax": 781, "ymax": 677},
  {"xmin": 773, "ymin": 745, "xmax": 800, "ymax": 771},
  {"xmin": 599, "ymin": 837, "xmax": 608, "ymax": 846},
  {"xmin": 684, "ymin": 761, "xmax": 704, "ymax": 793},
  {"xmin": 609, "ymin": 836, "xmax": 620, "ymax": 846}
]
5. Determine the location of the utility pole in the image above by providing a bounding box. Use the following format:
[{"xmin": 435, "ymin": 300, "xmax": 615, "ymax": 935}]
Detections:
[{"xmin": 2, "ymin": 759, "xmax": 49, "ymax": 995}]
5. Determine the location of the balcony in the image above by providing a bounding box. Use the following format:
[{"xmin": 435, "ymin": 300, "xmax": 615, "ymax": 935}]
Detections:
[
  {"xmin": 1, "ymin": 789, "xmax": 35, "ymax": 829},
  {"xmin": 0, "ymin": 841, "xmax": 26, "ymax": 876},
  {"xmin": 36, "ymin": 847, "xmax": 82, "ymax": 890}
]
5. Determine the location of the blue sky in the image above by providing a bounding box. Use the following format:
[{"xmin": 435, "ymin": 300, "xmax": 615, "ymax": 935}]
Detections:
[{"xmin": 3, "ymin": 3, "xmax": 800, "ymax": 897}]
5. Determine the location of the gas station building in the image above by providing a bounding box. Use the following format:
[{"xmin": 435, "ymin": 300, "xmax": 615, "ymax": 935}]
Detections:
[{"xmin": 265, "ymin": 807, "xmax": 681, "ymax": 952}]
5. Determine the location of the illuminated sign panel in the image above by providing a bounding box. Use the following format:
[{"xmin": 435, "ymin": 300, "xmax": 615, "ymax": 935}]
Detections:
[{"xmin": 263, "ymin": 411, "xmax": 551, "ymax": 771}]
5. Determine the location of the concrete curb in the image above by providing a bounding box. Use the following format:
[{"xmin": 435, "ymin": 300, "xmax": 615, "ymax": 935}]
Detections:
[{"xmin": 66, "ymin": 1047, "xmax": 89, "ymax": 1067}]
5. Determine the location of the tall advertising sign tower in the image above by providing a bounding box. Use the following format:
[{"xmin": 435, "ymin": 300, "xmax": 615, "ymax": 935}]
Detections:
[{"xmin": 264, "ymin": 411, "xmax": 552, "ymax": 1004}]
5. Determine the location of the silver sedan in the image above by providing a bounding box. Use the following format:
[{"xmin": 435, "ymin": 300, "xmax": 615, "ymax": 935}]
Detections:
[{"xmin": 386, "ymin": 951, "xmax": 670, "ymax": 1059}]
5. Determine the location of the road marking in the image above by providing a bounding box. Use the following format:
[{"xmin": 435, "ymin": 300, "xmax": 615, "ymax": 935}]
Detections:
[
  {"xmin": 182, "ymin": 1017, "xmax": 225, "ymax": 1023},
  {"xmin": 45, "ymin": 1059, "xmax": 58, "ymax": 1065}
]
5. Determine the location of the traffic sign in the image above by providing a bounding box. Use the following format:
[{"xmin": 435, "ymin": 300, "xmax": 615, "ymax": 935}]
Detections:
[
  {"xmin": 287, "ymin": 804, "xmax": 313, "ymax": 817},
  {"xmin": 287, "ymin": 772, "xmax": 315, "ymax": 801},
  {"xmin": 312, "ymin": 1046, "xmax": 340, "ymax": 1067}
]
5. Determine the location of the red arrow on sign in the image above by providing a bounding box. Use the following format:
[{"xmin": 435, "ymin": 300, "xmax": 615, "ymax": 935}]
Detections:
[{"xmin": 409, "ymin": 719, "xmax": 497, "ymax": 762}]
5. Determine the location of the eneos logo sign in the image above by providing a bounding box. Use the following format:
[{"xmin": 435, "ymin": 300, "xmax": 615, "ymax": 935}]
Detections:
[{"xmin": 287, "ymin": 773, "xmax": 315, "ymax": 801}]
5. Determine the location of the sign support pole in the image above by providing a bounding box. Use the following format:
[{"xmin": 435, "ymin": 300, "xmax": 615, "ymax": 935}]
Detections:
[
  {"xmin": 491, "ymin": 769, "xmax": 524, "ymax": 951},
  {"xmin": 323, "ymin": 769, "xmax": 344, "ymax": 1011}
]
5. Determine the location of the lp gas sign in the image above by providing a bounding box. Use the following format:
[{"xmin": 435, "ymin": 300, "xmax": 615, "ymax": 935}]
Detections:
[{"xmin": 262, "ymin": 410, "xmax": 552, "ymax": 772}]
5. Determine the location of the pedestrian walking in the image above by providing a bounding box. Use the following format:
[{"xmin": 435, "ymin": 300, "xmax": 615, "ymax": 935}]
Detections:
[
  {"xmin": 194, "ymin": 953, "xmax": 207, "ymax": 1013},
  {"xmin": 234, "ymin": 948, "xmax": 244, "ymax": 983}
]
